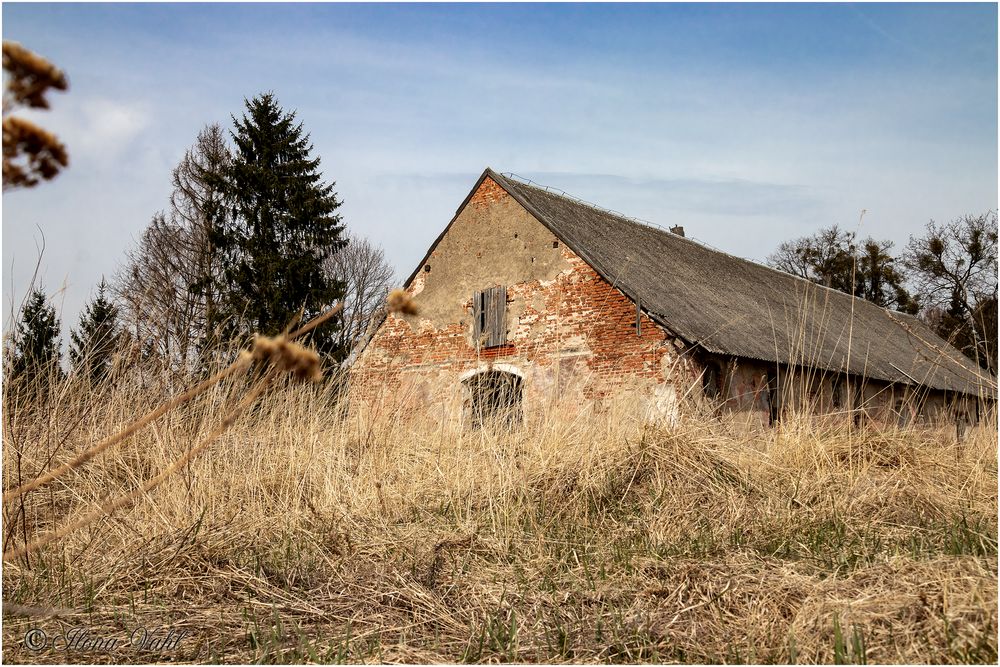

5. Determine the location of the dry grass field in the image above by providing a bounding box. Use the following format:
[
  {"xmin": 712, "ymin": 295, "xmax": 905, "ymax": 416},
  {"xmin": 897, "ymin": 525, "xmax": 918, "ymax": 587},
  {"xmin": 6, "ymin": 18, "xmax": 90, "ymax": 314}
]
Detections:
[{"xmin": 2, "ymin": 363, "xmax": 997, "ymax": 664}]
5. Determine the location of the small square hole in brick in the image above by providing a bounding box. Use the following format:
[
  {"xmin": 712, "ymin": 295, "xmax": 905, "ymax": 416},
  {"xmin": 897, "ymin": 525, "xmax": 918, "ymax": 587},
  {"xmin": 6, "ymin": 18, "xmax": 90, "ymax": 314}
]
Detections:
[
  {"xmin": 552, "ymin": 241, "xmax": 559, "ymax": 248},
  {"xmin": 424, "ymin": 265, "xmax": 431, "ymax": 273}
]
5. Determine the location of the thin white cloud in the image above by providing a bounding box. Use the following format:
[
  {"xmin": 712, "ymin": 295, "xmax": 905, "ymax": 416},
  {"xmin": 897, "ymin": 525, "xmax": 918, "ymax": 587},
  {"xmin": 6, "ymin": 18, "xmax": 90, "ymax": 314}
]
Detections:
[
  {"xmin": 36, "ymin": 97, "xmax": 152, "ymax": 165},
  {"xmin": 76, "ymin": 98, "xmax": 151, "ymax": 155}
]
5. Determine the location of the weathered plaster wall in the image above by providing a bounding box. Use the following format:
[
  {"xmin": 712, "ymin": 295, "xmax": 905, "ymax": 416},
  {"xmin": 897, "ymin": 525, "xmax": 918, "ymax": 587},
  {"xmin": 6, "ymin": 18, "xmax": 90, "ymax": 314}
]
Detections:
[{"xmin": 350, "ymin": 177, "xmax": 697, "ymax": 423}]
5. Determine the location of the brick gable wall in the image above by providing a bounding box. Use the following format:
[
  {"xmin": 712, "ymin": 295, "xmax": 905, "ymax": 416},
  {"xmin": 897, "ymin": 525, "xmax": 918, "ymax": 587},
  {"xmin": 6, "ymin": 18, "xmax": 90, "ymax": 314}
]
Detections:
[{"xmin": 349, "ymin": 177, "xmax": 698, "ymax": 422}]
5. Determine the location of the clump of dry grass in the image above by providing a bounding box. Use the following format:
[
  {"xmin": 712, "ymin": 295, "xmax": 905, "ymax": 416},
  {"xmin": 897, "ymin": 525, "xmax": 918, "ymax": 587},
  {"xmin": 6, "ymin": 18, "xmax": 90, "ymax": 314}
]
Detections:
[{"xmin": 2, "ymin": 363, "xmax": 996, "ymax": 664}]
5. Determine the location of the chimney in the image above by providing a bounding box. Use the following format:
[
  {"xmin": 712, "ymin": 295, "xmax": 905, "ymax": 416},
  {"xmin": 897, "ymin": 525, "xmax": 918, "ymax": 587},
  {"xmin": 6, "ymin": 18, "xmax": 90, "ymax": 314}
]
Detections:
[{"xmin": 670, "ymin": 225, "xmax": 685, "ymax": 237}]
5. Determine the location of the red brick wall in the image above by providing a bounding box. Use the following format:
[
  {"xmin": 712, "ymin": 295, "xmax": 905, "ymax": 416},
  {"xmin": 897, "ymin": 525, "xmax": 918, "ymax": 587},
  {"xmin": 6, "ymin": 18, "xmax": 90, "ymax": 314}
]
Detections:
[{"xmin": 468, "ymin": 176, "xmax": 507, "ymax": 209}]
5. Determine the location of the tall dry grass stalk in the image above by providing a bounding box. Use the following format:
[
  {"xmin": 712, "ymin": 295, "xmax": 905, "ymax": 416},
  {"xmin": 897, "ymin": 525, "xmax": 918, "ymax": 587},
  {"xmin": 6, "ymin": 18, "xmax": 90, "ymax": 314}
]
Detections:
[
  {"xmin": 2, "ymin": 307, "xmax": 338, "ymax": 562},
  {"xmin": 1, "ymin": 355, "xmax": 996, "ymax": 663}
]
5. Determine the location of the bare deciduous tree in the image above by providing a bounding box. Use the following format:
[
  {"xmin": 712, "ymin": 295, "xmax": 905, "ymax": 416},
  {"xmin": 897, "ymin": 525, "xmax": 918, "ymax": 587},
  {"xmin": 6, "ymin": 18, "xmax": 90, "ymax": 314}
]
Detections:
[
  {"xmin": 768, "ymin": 225, "xmax": 916, "ymax": 312},
  {"xmin": 114, "ymin": 124, "xmax": 230, "ymax": 375},
  {"xmin": 324, "ymin": 233, "xmax": 395, "ymax": 360},
  {"xmin": 768, "ymin": 225, "xmax": 858, "ymax": 290},
  {"xmin": 903, "ymin": 211, "xmax": 998, "ymax": 372}
]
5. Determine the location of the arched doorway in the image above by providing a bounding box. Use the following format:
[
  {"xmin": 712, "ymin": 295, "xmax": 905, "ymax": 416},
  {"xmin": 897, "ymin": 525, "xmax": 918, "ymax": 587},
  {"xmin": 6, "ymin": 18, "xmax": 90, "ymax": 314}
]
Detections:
[{"xmin": 463, "ymin": 369, "xmax": 523, "ymax": 430}]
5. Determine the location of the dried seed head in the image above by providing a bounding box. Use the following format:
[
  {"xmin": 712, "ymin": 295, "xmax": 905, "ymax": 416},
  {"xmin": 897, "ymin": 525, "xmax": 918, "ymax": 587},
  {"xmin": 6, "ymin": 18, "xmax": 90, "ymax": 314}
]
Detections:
[
  {"xmin": 2, "ymin": 42, "xmax": 68, "ymax": 111},
  {"xmin": 2, "ymin": 116, "xmax": 68, "ymax": 189},
  {"xmin": 252, "ymin": 335, "xmax": 322, "ymax": 382},
  {"xmin": 387, "ymin": 289, "xmax": 419, "ymax": 316}
]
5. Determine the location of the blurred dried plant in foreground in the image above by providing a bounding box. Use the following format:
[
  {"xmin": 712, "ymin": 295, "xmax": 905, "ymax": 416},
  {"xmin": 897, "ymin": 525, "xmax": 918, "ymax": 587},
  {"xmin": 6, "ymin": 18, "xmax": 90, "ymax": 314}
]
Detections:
[{"xmin": 2, "ymin": 41, "xmax": 69, "ymax": 191}]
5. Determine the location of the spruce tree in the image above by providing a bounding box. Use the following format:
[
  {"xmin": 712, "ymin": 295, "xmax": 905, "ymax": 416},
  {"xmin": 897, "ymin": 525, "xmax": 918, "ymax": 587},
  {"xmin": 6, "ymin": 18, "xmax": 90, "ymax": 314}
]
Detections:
[
  {"xmin": 69, "ymin": 279, "xmax": 121, "ymax": 384},
  {"xmin": 216, "ymin": 93, "xmax": 346, "ymax": 357},
  {"xmin": 9, "ymin": 288, "xmax": 62, "ymax": 386}
]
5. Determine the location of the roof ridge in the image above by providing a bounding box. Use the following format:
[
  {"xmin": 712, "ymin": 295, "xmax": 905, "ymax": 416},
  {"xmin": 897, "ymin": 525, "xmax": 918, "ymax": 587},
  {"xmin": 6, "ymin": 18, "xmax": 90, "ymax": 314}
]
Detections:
[{"xmin": 499, "ymin": 171, "xmax": 676, "ymax": 234}]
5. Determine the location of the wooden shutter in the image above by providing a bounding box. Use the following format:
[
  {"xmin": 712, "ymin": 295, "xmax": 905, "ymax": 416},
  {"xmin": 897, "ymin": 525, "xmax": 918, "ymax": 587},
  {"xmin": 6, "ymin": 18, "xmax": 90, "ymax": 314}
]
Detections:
[
  {"xmin": 473, "ymin": 286, "xmax": 507, "ymax": 348},
  {"xmin": 489, "ymin": 286, "xmax": 507, "ymax": 347}
]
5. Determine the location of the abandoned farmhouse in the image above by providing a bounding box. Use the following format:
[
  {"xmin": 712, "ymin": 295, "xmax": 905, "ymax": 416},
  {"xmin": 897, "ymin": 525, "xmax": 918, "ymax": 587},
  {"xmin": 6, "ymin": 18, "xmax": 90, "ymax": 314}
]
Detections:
[{"xmin": 350, "ymin": 168, "xmax": 996, "ymax": 428}]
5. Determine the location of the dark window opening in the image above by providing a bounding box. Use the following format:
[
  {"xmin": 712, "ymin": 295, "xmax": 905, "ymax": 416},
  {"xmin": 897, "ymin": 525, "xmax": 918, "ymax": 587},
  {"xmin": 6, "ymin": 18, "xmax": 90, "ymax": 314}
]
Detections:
[
  {"xmin": 955, "ymin": 406, "xmax": 971, "ymax": 441},
  {"xmin": 766, "ymin": 368, "xmax": 781, "ymax": 425},
  {"xmin": 703, "ymin": 362, "xmax": 721, "ymax": 400},
  {"xmin": 895, "ymin": 399, "xmax": 911, "ymax": 428},
  {"xmin": 424, "ymin": 264, "xmax": 431, "ymax": 273},
  {"xmin": 853, "ymin": 384, "xmax": 866, "ymax": 426},
  {"xmin": 465, "ymin": 370, "xmax": 523, "ymax": 430},
  {"xmin": 832, "ymin": 378, "xmax": 845, "ymax": 410},
  {"xmin": 472, "ymin": 286, "xmax": 507, "ymax": 348},
  {"xmin": 552, "ymin": 241, "xmax": 560, "ymax": 248}
]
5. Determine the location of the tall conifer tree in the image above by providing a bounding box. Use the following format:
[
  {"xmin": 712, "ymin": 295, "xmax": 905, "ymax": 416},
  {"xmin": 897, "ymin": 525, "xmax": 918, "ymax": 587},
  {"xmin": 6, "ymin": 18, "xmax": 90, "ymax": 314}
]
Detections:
[
  {"xmin": 216, "ymin": 93, "xmax": 346, "ymax": 357},
  {"xmin": 9, "ymin": 288, "xmax": 62, "ymax": 386},
  {"xmin": 69, "ymin": 279, "xmax": 121, "ymax": 383}
]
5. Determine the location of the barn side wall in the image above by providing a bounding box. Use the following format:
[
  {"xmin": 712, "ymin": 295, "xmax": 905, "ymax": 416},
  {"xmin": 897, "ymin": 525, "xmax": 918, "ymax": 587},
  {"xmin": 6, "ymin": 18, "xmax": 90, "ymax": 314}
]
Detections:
[
  {"xmin": 349, "ymin": 177, "xmax": 699, "ymax": 425},
  {"xmin": 701, "ymin": 353, "xmax": 987, "ymax": 429}
]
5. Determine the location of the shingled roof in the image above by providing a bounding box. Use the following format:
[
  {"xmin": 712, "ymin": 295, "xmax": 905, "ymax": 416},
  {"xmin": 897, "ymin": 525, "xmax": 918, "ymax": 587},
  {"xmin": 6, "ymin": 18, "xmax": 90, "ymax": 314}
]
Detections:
[{"xmin": 469, "ymin": 168, "xmax": 993, "ymax": 397}]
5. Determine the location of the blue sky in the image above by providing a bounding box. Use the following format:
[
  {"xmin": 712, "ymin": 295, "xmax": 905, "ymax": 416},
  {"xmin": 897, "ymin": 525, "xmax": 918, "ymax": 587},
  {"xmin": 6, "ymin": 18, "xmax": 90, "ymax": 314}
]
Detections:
[{"xmin": 2, "ymin": 2, "xmax": 997, "ymax": 335}]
